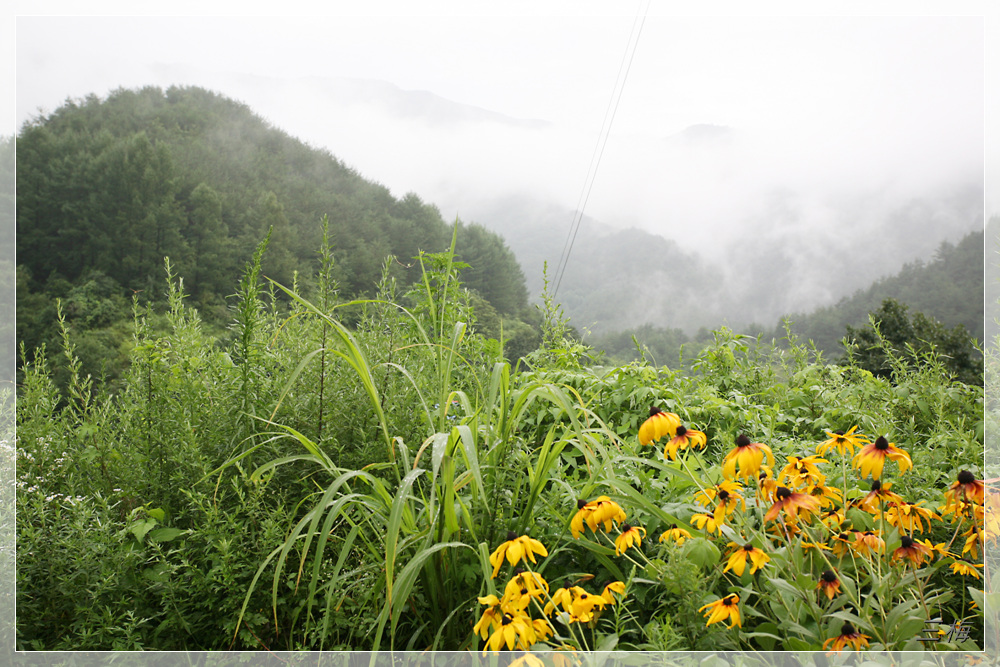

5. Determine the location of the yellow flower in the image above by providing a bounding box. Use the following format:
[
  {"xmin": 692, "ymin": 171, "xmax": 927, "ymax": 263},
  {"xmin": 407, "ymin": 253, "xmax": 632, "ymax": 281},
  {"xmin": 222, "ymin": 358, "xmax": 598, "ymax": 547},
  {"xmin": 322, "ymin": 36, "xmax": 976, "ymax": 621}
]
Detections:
[
  {"xmin": 484, "ymin": 612, "xmax": 537, "ymax": 653},
  {"xmin": 489, "ymin": 532, "xmax": 548, "ymax": 578},
  {"xmin": 777, "ymin": 454, "xmax": 827, "ymax": 489},
  {"xmin": 690, "ymin": 512, "xmax": 723, "ymax": 534},
  {"xmin": 659, "ymin": 524, "xmax": 692, "ymax": 545},
  {"xmin": 764, "ymin": 486, "xmax": 820, "ymax": 523},
  {"xmin": 722, "ymin": 434, "xmax": 775, "ymax": 480},
  {"xmin": 639, "ymin": 406, "xmax": 681, "ymax": 445},
  {"xmin": 699, "ymin": 593, "xmax": 741, "ymax": 628},
  {"xmin": 950, "ymin": 560, "xmax": 984, "ymax": 579},
  {"xmin": 502, "ymin": 571, "xmax": 549, "ymax": 611},
  {"xmin": 881, "ymin": 500, "xmax": 937, "ymax": 533},
  {"xmin": 854, "ymin": 479, "xmax": 903, "ymax": 513},
  {"xmin": 807, "ymin": 482, "xmax": 842, "ymax": 509},
  {"xmin": 569, "ymin": 589, "xmax": 607, "ymax": 623},
  {"xmin": 892, "ymin": 535, "xmax": 933, "ymax": 565},
  {"xmin": 570, "ymin": 496, "xmax": 626, "ymax": 538},
  {"xmin": 600, "ymin": 580, "xmax": 626, "ymax": 605},
  {"xmin": 723, "ymin": 542, "xmax": 770, "ymax": 576},
  {"xmin": 694, "ymin": 480, "xmax": 744, "ymax": 507},
  {"xmin": 614, "ymin": 524, "xmax": 646, "ymax": 555},
  {"xmin": 474, "ymin": 595, "xmax": 503, "ymax": 640},
  {"xmin": 852, "ymin": 531, "xmax": 885, "ymax": 557},
  {"xmin": 851, "ymin": 435, "xmax": 912, "ymax": 480},
  {"xmin": 823, "ymin": 622, "xmax": 870, "ymax": 652},
  {"xmin": 817, "ymin": 426, "xmax": 869, "ymax": 457},
  {"xmin": 663, "ymin": 424, "xmax": 707, "ymax": 459},
  {"xmin": 816, "ymin": 570, "xmax": 841, "ymax": 600}
]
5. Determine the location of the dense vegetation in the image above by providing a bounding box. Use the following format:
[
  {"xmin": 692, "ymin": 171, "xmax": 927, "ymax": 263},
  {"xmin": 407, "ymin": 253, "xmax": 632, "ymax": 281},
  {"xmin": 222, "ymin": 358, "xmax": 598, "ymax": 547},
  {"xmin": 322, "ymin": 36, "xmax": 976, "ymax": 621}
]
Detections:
[
  {"xmin": 15, "ymin": 86, "xmax": 538, "ymax": 391},
  {"xmin": 12, "ymin": 232, "xmax": 987, "ymax": 652},
  {"xmin": 11, "ymin": 86, "xmax": 989, "ymax": 655}
]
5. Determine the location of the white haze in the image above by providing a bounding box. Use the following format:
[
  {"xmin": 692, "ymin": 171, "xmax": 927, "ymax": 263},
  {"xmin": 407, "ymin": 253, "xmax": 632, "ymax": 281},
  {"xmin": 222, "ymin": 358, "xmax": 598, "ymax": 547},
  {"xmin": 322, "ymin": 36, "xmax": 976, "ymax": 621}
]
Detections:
[{"xmin": 12, "ymin": 9, "xmax": 990, "ymax": 324}]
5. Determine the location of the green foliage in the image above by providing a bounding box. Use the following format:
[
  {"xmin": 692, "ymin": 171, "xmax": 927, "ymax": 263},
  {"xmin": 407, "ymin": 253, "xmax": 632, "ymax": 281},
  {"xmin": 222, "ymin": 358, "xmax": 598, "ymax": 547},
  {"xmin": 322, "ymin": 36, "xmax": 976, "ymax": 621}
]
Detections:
[
  {"xmin": 16, "ymin": 85, "xmax": 537, "ymax": 389},
  {"xmin": 844, "ymin": 297, "xmax": 983, "ymax": 386},
  {"xmin": 14, "ymin": 218, "xmax": 986, "ymax": 653}
]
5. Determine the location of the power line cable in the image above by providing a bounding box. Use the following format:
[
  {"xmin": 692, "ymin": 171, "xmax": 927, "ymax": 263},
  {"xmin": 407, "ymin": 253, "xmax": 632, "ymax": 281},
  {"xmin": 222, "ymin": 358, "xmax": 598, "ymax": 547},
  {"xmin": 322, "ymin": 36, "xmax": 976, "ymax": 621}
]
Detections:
[{"xmin": 553, "ymin": 0, "xmax": 650, "ymax": 298}]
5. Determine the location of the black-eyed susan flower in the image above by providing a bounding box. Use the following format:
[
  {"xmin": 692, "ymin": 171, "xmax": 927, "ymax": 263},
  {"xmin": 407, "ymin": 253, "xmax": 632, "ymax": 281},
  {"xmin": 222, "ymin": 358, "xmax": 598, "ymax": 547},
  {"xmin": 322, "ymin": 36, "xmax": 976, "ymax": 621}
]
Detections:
[
  {"xmin": 614, "ymin": 524, "xmax": 646, "ymax": 555},
  {"xmin": 659, "ymin": 524, "xmax": 692, "ymax": 545},
  {"xmin": 600, "ymin": 581, "xmax": 626, "ymax": 605},
  {"xmin": 854, "ymin": 479, "xmax": 904, "ymax": 513},
  {"xmin": 809, "ymin": 483, "xmax": 843, "ymax": 509},
  {"xmin": 722, "ymin": 434, "xmax": 775, "ymax": 480},
  {"xmin": 663, "ymin": 424, "xmax": 707, "ymax": 459},
  {"xmin": 882, "ymin": 500, "xmax": 937, "ymax": 533},
  {"xmin": 568, "ymin": 589, "xmax": 607, "ymax": 623},
  {"xmin": 950, "ymin": 559, "xmax": 984, "ymax": 579},
  {"xmin": 474, "ymin": 595, "xmax": 504, "ymax": 640},
  {"xmin": 543, "ymin": 583, "xmax": 608, "ymax": 622},
  {"xmin": 695, "ymin": 480, "xmax": 744, "ymax": 507},
  {"xmin": 489, "ymin": 532, "xmax": 548, "ymax": 578},
  {"xmin": 852, "ymin": 531, "xmax": 885, "ymax": 557},
  {"xmin": 892, "ymin": 535, "xmax": 933, "ymax": 565},
  {"xmin": 918, "ymin": 538, "xmax": 952, "ymax": 560},
  {"xmin": 777, "ymin": 455, "xmax": 827, "ymax": 489},
  {"xmin": 817, "ymin": 426, "xmax": 869, "ymax": 457},
  {"xmin": 699, "ymin": 593, "xmax": 741, "ymax": 628},
  {"xmin": 819, "ymin": 507, "xmax": 846, "ymax": 530},
  {"xmin": 764, "ymin": 486, "xmax": 820, "ymax": 523},
  {"xmin": 801, "ymin": 540, "xmax": 832, "ymax": 554},
  {"xmin": 831, "ymin": 531, "xmax": 856, "ymax": 557},
  {"xmin": 570, "ymin": 496, "xmax": 626, "ymax": 538},
  {"xmin": 690, "ymin": 512, "xmax": 723, "ymax": 535},
  {"xmin": 757, "ymin": 466, "xmax": 778, "ymax": 503},
  {"xmin": 639, "ymin": 406, "xmax": 681, "ymax": 446},
  {"xmin": 484, "ymin": 612, "xmax": 537, "ymax": 653},
  {"xmin": 962, "ymin": 524, "xmax": 983, "ymax": 560},
  {"xmin": 817, "ymin": 570, "xmax": 841, "ymax": 600},
  {"xmin": 944, "ymin": 470, "xmax": 985, "ymax": 508},
  {"xmin": 723, "ymin": 542, "xmax": 770, "ymax": 576},
  {"xmin": 823, "ymin": 622, "xmax": 871, "ymax": 652},
  {"xmin": 852, "ymin": 435, "xmax": 912, "ymax": 480},
  {"xmin": 502, "ymin": 570, "xmax": 549, "ymax": 611}
]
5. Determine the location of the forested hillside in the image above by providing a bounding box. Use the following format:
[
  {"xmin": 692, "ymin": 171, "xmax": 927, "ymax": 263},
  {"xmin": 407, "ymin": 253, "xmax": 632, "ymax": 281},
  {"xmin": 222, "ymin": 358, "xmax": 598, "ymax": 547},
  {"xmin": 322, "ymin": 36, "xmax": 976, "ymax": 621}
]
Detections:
[
  {"xmin": 777, "ymin": 229, "xmax": 984, "ymax": 352},
  {"xmin": 592, "ymin": 227, "xmax": 985, "ymax": 376},
  {"xmin": 16, "ymin": 85, "xmax": 537, "ymax": 382}
]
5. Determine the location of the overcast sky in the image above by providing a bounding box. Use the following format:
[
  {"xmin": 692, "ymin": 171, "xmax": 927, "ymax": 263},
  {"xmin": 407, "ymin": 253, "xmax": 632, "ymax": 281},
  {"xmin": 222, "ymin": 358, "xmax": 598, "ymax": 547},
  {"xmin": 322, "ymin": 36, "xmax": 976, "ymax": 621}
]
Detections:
[{"xmin": 6, "ymin": 2, "xmax": 998, "ymax": 261}]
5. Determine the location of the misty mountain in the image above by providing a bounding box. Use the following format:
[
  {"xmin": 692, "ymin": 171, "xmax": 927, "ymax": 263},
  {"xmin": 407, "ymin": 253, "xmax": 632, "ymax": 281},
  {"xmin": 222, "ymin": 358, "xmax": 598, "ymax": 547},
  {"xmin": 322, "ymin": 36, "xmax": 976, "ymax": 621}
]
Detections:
[{"xmin": 455, "ymin": 185, "xmax": 982, "ymax": 338}]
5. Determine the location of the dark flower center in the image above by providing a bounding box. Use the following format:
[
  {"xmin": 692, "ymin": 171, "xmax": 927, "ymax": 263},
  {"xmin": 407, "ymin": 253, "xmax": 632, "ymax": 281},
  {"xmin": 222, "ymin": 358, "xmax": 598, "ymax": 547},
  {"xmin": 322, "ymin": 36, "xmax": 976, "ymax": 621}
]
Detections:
[
  {"xmin": 718, "ymin": 490, "xmax": 731, "ymax": 502},
  {"xmin": 743, "ymin": 543, "xmax": 754, "ymax": 552},
  {"xmin": 649, "ymin": 406, "xmax": 662, "ymax": 417},
  {"xmin": 874, "ymin": 436, "xmax": 889, "ymax": 450},
  {"xmin": 821, "ymin": 570, "xmax": 838, "ymax": 583},
  {"xmin": 667, "ymin": 523, "xmax": 677, "ymax": 530},
  {"xmin": 870, "ymin": 480, "xmax": 882, "ymax": 491},
  {"xmin": 841, "ymin": 622, "xmax": 856, "ymax": 636},
  {"xmin": 676, "ymin": 425, "xmax": 688, "ymax": 437},
  {"xmin": 776, "ymin": 486, "xmax": 792, "ymax": 500},
  {"xmin": 900, "ymin": 535, "xmax": 913, "ymax": 548},
  {"xmin": 506, "ymin": 530, "xmax": 517, "ymax": 542},
  {"xmin": 622, "ymin": 523, "xmax": 632, "ymax": 532},
  {"xmin": 577, "ymin": 499, "xmax": 588, "ymax": 510},
  {"xmin": 736, "ymin": 434, "xmax": 752, "ymax": 447},
  {"xmin": 723, "ymin": 597, "xmax": 735, "ymax": 607},
  {"xmin": 834, "ymin": 430, "xmax": 845, "ymax": 436},
  {"xmin": 958, "ymin": 470, "xmax": 976, "ymax": 485}
]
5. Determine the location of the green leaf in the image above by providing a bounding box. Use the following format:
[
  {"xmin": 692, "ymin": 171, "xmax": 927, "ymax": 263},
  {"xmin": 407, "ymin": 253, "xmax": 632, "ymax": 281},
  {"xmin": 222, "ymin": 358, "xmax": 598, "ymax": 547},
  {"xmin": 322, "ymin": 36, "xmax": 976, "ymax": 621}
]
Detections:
[
  {"xmin": 148, "ymin": 527, "xmax": 184, "ymax": 543},
  {"xmin": 682, "ymin": 537, "xmax": 720, "ymax": 570}
]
